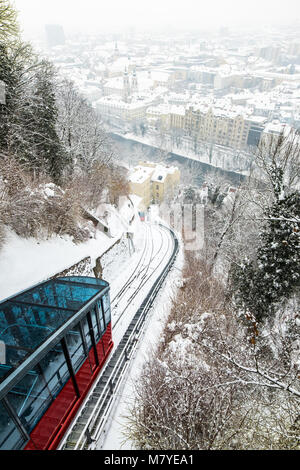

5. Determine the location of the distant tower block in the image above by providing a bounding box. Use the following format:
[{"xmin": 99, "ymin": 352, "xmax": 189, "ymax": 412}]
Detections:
[
  {"xmin": 123, "ymin": 67, "xmax": 130, "ymax": 102},
  {"xmin": 131, "ymin": 68, "xmax": 138, "ymax": 93},
  {"xmin": 114, "ymin": 42, "xmax": 120, "ymax": 59},
  {"xmin": 45, "ymin": 24, "xmax": 65, "ymax": 48}
]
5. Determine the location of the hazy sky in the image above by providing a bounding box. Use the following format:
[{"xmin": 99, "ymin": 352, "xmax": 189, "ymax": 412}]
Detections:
[{"xmin": 13, "ymin": 0, "xmax": 300, "ymax": 36}]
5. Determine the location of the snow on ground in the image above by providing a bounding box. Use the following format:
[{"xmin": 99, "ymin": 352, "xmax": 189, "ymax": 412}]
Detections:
[
  {"xmin": 110, "ymin": 222, "xmax": 174, "ymax": 350},
  {"xmin": 102, "ymin": 226, "xmax": 145, "ymax": 296},
  {"xmin": 100, "ymin": 201, "xmax": 146, "ymax": 295},
  {"xmin": 0, "ymin": 190, "xmax": 183, "ymax": 450},
  {"xmin": 99, "ymin": 230, "xmax": 184, "ymax": 450},
  {"xmin": 0, "ymin": 198, "xmax": 138, "ymax": 302},
  {"xmin": 0, "ymin": 229, "xmax": 118, "ymax": 302}
]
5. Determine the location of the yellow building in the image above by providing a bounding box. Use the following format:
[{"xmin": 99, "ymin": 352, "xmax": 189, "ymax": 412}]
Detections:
[
  {"xmin": 129, "ymin": 162, "xmax": 180, "ymax": 209},
  {"xmin": 184, "ymin": 106, "xmax": 251, "ymax": 150},
  {"xmin": 151, "ymin": 164, "xmax": 180, "ymax": 204},
  {"xmin": 128, "ymin": 165, "xmax": 154, "ymax": 210}
]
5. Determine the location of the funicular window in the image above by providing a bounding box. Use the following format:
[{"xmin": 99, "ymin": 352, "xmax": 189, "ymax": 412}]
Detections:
[
  {"xmin": 78, "ymin": 314, "xmax": 99, "ymax": 372},
  {"xmin": 64, "ymin": 323, "xmax": 86, "ymax": 373},
  {"xmin": 6, "ymin": 365, "xmax": 53, "ymax": 435},
  {"xmin": 81, "ymin": 317, "xmax": 92, "ymax": 350},
  {"xmin": 96, "ymin": 300, "xmax": 105, "ymax": 333},
  {"xmin": 16, "ymin": 281, "xmax": 100, "ymax": 313},
  {"xmin": 0, "ymin": 399, "xmax": 27, "ymax": 450},
  {"xmin": 38, "ymin": 343, "xmax": 70, "ymax": 400},
  {"xmin": 0, "ymin": 302, "xmax": 74, "ymax": 373},
  {"xmin": 102, "ymin": 293, "xmax": 111, "ymax": 326},
  {"xmin": 1, "ymin": 346, "xmax": 28, "ymax": 381},
  {"xmin": 90, "ymin": 307, "xmax": 100, "ymax": 341}
]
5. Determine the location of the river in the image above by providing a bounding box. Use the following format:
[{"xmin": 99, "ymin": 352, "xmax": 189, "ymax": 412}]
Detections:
[{"xmin": 110, "ymin": 133, "xmax": 246, "ymax": 187}]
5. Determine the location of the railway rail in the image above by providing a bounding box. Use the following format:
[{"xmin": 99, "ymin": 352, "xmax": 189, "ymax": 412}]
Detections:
[
  {"xmin": 112, "ymin": 223, "xmax": 167, "ymax": 331},
  {"xmin": 58, "ymin": 223, "xmax": 179, "ymax": 450},
  {"xmin": 110, "ymin": 223, "xmax": 152, "ymax": 305}
]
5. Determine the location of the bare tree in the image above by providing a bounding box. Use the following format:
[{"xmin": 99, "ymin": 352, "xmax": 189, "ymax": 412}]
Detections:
[
  {"xmin": 123, "ymin": 250, "xmax": 300, "ymax": 450},
  {"xmin": 55, "ymin": 78, "xmax": 113, "ymax": 172}
]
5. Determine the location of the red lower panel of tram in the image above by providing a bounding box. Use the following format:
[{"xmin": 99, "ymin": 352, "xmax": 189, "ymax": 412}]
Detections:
[{"xmin": 24, "ymin": 324, "xmax": 113, "ymax": 450}]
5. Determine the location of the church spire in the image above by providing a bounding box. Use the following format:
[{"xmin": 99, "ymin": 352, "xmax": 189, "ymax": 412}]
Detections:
[
  {"xmin": 131, "ymin": 67, "xmax": 138, "ymax": 94},
  {"xmin": 113, "ymin": 41, "xmax": 119, "ymax": 61},
  {"xmin": 123, "ymin": 67, "xmax": 130, "ymax": 102}
]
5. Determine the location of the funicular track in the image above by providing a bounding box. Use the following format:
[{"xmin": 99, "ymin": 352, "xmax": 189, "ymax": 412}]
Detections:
[
  {"xmin": 58, "ymin": 225, "xmax": 179, "ymax": 450},
  {"xmin": 112, "ymin": 223, "xmax": 168, "ymax": 331},
  {"xmin": 110, "ymin": 222, "xmax": 152, "ymax": 306}
]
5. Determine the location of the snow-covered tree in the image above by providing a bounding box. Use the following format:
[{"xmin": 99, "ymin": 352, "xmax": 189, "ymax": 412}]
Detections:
[
  {"xmin": 231, "ymin": 189, "xmax": 300, "ymax": 322},
  {"xmin": 230, "ymin": 129, "xmax": 300, "ymax": 322},
  {"xmin": 123, "ymin": 250, "xmax": 300, "ymax": 450},
  {"xmin": 29, "ymin": 61, "xmax": 67, "ymax": 182},
  {"xmin": 0, "ymin": 0, "xmax": 19, "ymax": 42},
  {"xmin": 0, "ymin": 41, "xmax": 37, "ymax": 154},
  {"xmin": 6, "ymin": 59, "xmax": 68, "ymax": 182},
  {"xmin": 55, "ymin": 78, "xmax": 112, "ymax": 172}
]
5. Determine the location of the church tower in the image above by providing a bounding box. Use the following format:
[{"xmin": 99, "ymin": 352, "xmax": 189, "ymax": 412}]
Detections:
[
  {"xmin": 113, "ymin": 42, "xmax": 120, "ymax": 60},
  {"xmin": 131, "ymin": 68, "xmax": 138, "ymax": 94},
  {"xmin": 123, "ymin": 67, "xmax": 130, "ymax": 102}
]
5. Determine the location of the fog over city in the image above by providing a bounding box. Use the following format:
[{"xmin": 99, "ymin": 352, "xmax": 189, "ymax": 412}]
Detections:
[
  {"xmin": 10, "ymin": 0, "xmax": 300, "ymax": 176},
  {"xmin": 13, "ymin": 0, "xmax": 300, "ymax": 36}
]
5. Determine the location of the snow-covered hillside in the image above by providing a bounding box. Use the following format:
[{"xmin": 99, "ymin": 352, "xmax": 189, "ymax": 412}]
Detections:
[{"xmin": 0, "ymin": 198, "xmax": 138, "ymax": 302}]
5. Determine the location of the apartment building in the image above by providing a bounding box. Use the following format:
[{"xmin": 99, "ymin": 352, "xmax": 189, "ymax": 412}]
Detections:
[
  {"xmin": 96, "ymin": 96, "xmax": 150, "ymax": 127},
  {"xmin": 151, "ymin": 163, "xmax": 180, "ymax": 204},
  {"xmin": 128, "ymin": 164, "xmax": 154, "ymax": 209},
  {"xmin": 129, "ymin": 161, "xmax": 180, "ymax": 209},
  {"xmin": 169, "ymin": 106, "xmax": 186, "ymax": 131},
  {"xmin": 146, "ymin": 104, "xmax": 170, "ymax": 130},
  {"xmin": 183, "ymin": 105, "xmax": 254, "ymax": 149}
]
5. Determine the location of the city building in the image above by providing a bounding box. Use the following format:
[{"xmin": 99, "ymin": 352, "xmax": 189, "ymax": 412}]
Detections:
[
  {"xmin": 150, "ymin": 163, "xmax": 181, "ymax": 204},
  {"xmin": 129, "ymin": 162, "xmax": 180, "ymax": 209},
  {"xmin": 128, "ymin": 164, "xmax": 154, "ymax": 209},
  {"xmin": 42, "ymin": 26, "xmax": 300, "ymax": 163},
  {"xmin": 146, "ymin": 104, "xmax": 171, "ymax": 130},
  {"xmin": 96, "ymin": 95, "xmax": 152, "ymax": 128},
  {"xmin": 184, "ymin": 105, "xmax": 252, "ymax": 150}
]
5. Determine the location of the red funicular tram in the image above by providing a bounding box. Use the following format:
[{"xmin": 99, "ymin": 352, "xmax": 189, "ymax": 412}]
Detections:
[{"xmin": 0, "ymin": 276, "xmax": 113, "ymax": 450}]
